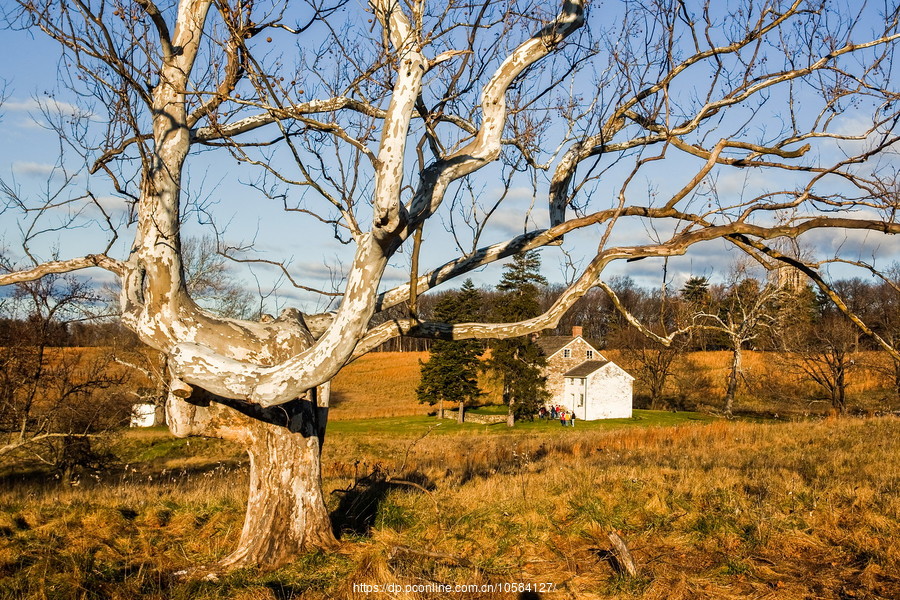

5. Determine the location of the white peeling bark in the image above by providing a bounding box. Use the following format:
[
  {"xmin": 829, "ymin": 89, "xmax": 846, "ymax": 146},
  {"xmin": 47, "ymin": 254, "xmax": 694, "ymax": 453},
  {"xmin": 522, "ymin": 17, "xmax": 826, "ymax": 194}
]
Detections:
[
  {"xmin": 166, "ymin": 1, "xmax": 587, "ymax": 407},
  {"xmin": 370, "ymin": 0, "xmax": 423, "ymax": 242},
  {"xmin": 0, "ymin": 255, "xmax": 124, "ymax": 286},
  {"xmin": 166, "ymin": 383, "xmax": 336, "ymax": 569},
  {"xmin": 406, "ymin": 0, "xmax": 585, "ymax": 225}
]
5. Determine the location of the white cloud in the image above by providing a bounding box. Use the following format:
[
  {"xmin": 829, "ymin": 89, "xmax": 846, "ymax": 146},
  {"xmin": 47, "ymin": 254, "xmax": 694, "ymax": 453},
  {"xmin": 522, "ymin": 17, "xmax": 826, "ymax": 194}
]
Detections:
[
  {"xmin": 5, "ymin": 97, "xmax": 90, "ymax": 118},
  {"xmin": 480, "ymin": 196, "xmax": 550, "ymax": 239},
  {"xmin": 484, "ymin": 209, "xmax": 537, "ymax": 238},
  {"xmin": 292, "ymin": 259, "xmax": 347, "ymax": 281},
  {"xmin": 14, "ymin": 117, "xmax": 51, "ymax": 130},
  {"xmin": 802, "ymin": 227, "xmax": 900, "ymax": 263},
  {"xmin": 11, "ymin": 161, "xmax": 55, "ymax": 177},
  {"xmin": 94, "ymin": 195, "xmax": 133, "ymax": 214}
]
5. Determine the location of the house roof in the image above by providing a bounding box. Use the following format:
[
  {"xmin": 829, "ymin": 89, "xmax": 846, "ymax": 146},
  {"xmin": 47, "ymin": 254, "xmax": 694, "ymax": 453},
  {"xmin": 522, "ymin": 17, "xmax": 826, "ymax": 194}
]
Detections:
[
  {"xmin": 564, "ymin": 360, "xmax": 610, "ymax": 377},
  {"xmin": 535, "ymin": 335, "xmax": 576, "ymax": 357},
  {"xmin": 534, "ymin": 334, "xmax": 600, "ymax": 358}
]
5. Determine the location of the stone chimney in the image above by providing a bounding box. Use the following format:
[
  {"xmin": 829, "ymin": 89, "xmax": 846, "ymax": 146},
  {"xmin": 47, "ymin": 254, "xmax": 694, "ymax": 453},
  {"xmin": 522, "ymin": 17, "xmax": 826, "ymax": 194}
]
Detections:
[{"xmin": 572, "ymin": 326, "xmax": 583, "ymax": 338}]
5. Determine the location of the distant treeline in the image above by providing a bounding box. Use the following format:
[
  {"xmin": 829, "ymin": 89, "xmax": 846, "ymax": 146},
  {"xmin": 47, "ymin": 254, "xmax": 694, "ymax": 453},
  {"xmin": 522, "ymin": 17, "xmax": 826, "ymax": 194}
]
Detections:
[
  {"xmin": 372, "ymin": 274, "xmax": 899, "ymax": 354},
  {"xmin": 1, "ymin": 274, "xmax": 896, "ymax": 358},
  {"xmin": 0, "ymin": 317, "xmax": 140, "ymax": 348}
]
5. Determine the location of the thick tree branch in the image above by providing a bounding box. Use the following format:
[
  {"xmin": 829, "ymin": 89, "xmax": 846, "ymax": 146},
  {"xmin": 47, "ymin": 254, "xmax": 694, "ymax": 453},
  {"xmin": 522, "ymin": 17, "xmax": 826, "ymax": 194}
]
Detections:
[
  {"xmin": 134, "ymin": 0, "xmax": 176, "ymax": 59},
  {"xmin": 0, "ymin": 255, "xmax": 125, "ymax": 285}
]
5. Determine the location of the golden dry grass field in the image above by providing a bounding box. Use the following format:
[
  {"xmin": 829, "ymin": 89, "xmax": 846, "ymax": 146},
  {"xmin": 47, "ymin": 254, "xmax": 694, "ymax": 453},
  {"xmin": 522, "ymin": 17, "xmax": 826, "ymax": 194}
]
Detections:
[
  {"xmin": 1, "ymin": 349, "xmax": 898, "ymax": 599},
  {"xmin": 329, "ymin": 352, "xmax": 430, "ymax": 420},
  {"xmin": 1, "ymin": 416, "xmax": 898, "ymax": 599}
]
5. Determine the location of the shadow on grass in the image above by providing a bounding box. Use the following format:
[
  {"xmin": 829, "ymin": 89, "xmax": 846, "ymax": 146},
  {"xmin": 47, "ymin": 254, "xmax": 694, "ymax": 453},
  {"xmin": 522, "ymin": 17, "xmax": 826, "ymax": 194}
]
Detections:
[
  {"xmin": 330, "ymin": 465, "xmax": 434, "ymax": 538},
  {"xmin": 328, "ymin": 390, "xmax": 349, "ymax": 409},
  {"xmin": 0, "ymin": 468, "xmax": 55, "ymax": 489},
  {"xmin": 263, "ymin": 581, "xmax": 307, "ymax": 600},
  {"xmin": 0, "ymin": 458, "xmax": 247, "ymax": 497}
]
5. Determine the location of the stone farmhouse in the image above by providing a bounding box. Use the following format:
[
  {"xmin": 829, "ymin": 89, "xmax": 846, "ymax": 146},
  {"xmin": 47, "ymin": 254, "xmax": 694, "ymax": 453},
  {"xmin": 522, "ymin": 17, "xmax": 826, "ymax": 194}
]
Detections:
[{"xmin": 535, "ymin": 327, "xmax": 634, "ymax": 420}]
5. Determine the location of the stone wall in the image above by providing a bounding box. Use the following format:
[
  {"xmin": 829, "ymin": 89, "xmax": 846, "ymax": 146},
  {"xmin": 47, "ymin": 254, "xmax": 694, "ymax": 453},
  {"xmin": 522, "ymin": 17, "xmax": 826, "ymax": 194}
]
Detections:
[
  {"xmin": 442, "ymin": 410, "xmax": 507, "ymax": 424},
  {"xmin": 543, "ymin": 337, "xmax": 603, "ymax": 403}
]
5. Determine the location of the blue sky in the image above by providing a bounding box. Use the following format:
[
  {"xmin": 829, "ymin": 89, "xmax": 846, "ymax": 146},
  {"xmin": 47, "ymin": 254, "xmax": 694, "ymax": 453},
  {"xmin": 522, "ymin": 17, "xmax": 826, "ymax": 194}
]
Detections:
[{"xmin": 2, "ymin": 2, "xmax": 899, "ymax": 315}]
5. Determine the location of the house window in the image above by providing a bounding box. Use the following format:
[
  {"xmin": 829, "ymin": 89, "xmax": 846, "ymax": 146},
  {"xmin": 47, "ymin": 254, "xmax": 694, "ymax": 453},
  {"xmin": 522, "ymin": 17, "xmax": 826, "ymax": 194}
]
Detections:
[
  {"xmin": 586, "ymin": 350, "xmax": 594, "ymax": 359},
  {"xmin": 578, "ymin": 393, "xmax": 584, "ymax": 407},
  {"xmin": 563, "ymin": 349, "xmax": 571, "ymax": 358}
]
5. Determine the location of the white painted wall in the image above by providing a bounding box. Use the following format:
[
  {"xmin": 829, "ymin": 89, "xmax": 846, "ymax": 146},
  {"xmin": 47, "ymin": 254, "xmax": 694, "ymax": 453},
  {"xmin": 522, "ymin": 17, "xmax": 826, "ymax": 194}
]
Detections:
[
  {"xmin": 131, "ymin": 403, "xmax": 157, "ymax": 427},
  {"xmin": 561, "ymin": 363, "xmax": 633, "ymax": 420}
]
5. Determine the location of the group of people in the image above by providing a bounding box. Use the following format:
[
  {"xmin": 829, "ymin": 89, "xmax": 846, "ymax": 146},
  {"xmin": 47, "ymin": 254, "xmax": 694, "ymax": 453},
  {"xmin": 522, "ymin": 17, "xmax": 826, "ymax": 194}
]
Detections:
[{"xmin": 539, "ymin": 405, "xmax": 576, "ymax": 427}]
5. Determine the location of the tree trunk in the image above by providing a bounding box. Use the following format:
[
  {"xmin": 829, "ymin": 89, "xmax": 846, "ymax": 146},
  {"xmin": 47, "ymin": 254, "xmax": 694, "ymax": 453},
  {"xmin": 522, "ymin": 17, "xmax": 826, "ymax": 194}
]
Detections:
[
  {"xmin": 220, "ymin": 418, "xmax": 336, "ymax": 569},
  {"xmin": 893, "ymin": 358, "xmax": 900, "ymax": 404},
  {"xmin": 649, "ymin": 378, "xmax": 665, "ymax": 410},
  {"xmin": 504, "ymin": 385, "xmax": 515, "ymax": 427},
  {"xmin": 167, "ymin": 384, "xmax": 338, "ymax": 571},
  {"xmin": 833, "ymin": 364, "xmax": 847, "ymax": 414},
  {"xmin": 153, "ymin": 402, "xmax": 167, "ymax": 427},
  {"xmin": 457, "ymin": 400, "xmax": 465, "ymax": 423},
  {"xmin": 724, "ymin": 342, "xmax": 741, "ymax": 418}
]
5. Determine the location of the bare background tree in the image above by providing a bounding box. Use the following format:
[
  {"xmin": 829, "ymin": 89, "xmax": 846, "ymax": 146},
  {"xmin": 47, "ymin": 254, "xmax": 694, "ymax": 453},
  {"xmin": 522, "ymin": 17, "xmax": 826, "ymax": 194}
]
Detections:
[
  {"xmin": 607, "ymin": 288, "xmax": 691, "ymax": 410},
  {"xmin": 697, "ymin": 266, "xmax": 788, "ymax": 417},
  {"xmin": 781, "ymin": 291, "xmax": 859, "ymax": 414},
  {"xmin": 0, "ymin": 273, "xmax": 131, "ymax": 480},
  {"xmin": 2, "ymin": 0, "xmax": 900, "ymax": 571},
  {"xmin": 872, "ymin": 264, "xmax": 900, "ymax": 402}
]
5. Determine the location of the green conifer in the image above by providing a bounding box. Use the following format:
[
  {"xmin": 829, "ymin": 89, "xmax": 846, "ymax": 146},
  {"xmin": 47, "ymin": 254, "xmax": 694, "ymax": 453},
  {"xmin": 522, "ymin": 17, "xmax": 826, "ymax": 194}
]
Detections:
[
  {"xmin": 484, "ymin": 251, "xmax": 550, "ymax": 426},
  {"xmin": 416, "ymin": 279, "xmax": 484, "ymax": 422}
]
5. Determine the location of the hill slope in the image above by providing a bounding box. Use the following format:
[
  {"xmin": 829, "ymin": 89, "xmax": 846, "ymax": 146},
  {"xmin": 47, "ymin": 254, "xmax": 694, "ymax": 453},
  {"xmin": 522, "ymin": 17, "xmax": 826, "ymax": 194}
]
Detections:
[{"xmin": 330, "ymin": 352, "xmax": 430, "ymax": 420}]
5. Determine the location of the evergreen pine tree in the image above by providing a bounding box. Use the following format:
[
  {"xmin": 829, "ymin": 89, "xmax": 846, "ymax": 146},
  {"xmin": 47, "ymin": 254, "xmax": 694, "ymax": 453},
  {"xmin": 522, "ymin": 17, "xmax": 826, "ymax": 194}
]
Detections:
[
  {"xmin": 681, "ymin": 275, "xmax": 711, "ymax": 350},
  {"xmin": 484, "ymin": 251, "xmax": 550, "ymax": 426},
  {"xmin": 680, "ymin": 276, "xmax": 710, "ymax": 306},
  {"xmin": 416, "ymin": 279, "xmax": 484, "ymax": 422}
]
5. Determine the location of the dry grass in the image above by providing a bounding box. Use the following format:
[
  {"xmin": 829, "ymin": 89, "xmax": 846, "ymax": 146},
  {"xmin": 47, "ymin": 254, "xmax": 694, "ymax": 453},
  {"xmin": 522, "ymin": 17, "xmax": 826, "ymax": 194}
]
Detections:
[
  {"xmin": 677, "ymin": 351, "xmax": 894, "ymax": 414},
  {"xmin": 1, "ymin": 416, "xmax": 897, "ymax": 599},
  {"xmin": 330, "ymin": 352, "xmax": 504, "ymax": 420},
  {"xmin": 583, "ymin": 349, "xmax": 896, "ymax": 417},
  {"xmin": 330, "ymin": 352, "xmax": 430, "ymax": 420}
]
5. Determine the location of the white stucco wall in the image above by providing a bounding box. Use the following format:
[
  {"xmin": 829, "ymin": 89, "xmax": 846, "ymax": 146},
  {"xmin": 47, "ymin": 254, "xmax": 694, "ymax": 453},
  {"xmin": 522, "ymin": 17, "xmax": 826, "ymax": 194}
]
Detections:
[
  {"xmin": 131, "ymin": 403, "xmax": 157, "ymax": 427},
  {"xmin": 562, "ymin": 363, "xmax": 633, "ymax": 420}
]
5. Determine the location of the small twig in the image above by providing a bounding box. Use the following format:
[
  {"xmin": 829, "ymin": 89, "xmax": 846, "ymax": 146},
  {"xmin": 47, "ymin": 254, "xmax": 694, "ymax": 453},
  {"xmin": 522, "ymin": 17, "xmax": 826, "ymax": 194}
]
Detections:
[{"xmin": 396, "ymin": 422, "xmax": 441, "ymax": 474}]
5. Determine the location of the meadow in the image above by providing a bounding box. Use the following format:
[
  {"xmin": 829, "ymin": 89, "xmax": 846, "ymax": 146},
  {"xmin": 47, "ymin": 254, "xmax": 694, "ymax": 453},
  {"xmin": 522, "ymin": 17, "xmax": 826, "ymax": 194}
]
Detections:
[
  {"xmin": 0, "ymin": 413, "xmax": 897, "ymax": 599},
  {"xmin": 1, "ymin": 350, "xmax": 898, "ymax": 599}
]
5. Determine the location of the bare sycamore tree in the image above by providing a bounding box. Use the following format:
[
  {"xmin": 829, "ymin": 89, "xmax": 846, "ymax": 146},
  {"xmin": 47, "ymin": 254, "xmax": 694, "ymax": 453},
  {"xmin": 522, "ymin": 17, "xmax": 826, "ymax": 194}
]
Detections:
[
  {"xmin": 110, "ymin": 235, "xmax": 257, "ymax": 426},
  {"xmin": 696, "ymin": 269, "xmax": 787, "ymax": 417},
  {"xmin": 785, "ymin": 308, "xmax": 859, "ymax": 413},
  {"xmin": 3, "ymin": 0, "xmax": 900, "ymax": 570}
]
